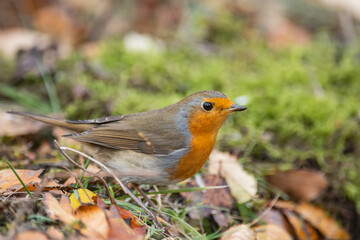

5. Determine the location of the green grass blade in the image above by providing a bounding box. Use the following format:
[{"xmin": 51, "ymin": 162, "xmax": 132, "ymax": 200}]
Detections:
[
  {"xmin": 6, "ymin": 160, "xmax": 33, "ymax": 198},
  {"xmin": 0, "ymin": 83, "xmax": 51, "ymax": 113},
  {"xmin": 36, "ymin": 61, "xmax": 61, "ymax": 112},
  {"xmin": 115, "ymin": 185, "xmax": 228, "ymax": 200}
]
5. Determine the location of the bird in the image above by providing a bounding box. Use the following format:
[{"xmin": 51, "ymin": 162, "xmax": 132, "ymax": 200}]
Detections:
[{"xmin": 7, "ymin": 90, "xmax": 247, "ymax": 185}]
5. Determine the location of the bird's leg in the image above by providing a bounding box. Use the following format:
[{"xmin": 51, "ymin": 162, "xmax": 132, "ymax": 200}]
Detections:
[{"xmin": 131, "ymin": 184, "xmax": 170, "ymax": 222}]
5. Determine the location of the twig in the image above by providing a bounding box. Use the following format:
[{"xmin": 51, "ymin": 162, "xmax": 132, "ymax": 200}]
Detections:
[
  {"xmin": 249, "ymin": 192, "xmax": 280, "ymax": 227},
  {"xmin": 132, "ymin": 184, "xmax": 169, "ymax": 222},
  {"xmin": 55, "ymin": 141, "xmax": 164, "ymax": 229},
  {"xmin": 54, "ymin": 140, "xmax": 115, "ymax": 205}
]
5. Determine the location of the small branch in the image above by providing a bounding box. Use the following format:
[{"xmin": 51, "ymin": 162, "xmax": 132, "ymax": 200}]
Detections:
[
  {"xmin": 249, "ymin": 192, "xmax": 280, "ymax": 227},
  {"xmin": 54, "ymin": 140, "xmax": 115, "ymax": 205},
  {"xmin": 54, "ymin": 141, "xmax": 164, "ymax": 229}
]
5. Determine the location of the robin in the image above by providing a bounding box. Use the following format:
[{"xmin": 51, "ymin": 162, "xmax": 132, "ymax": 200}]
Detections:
[{"xmin": 7, "ymin": 90, "xmax": 247, "ymax": 185}]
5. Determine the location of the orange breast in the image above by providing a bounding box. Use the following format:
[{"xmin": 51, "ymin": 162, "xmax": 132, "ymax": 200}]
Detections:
[
  {"xmin": 169, "ymin": 106, "xmax": 228, "ymax": 181},
  {"xmin": 169, "ymin": 132, "xmax": 217, "ymax": 181}
]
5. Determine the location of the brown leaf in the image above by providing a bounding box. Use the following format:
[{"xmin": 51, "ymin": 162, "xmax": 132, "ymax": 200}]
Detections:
[
  {"xmin": 43, "ymin": 193, "xmax": 144, "ymax": 239},
  {"xmin": 0, "ymin": 29, "xmax": 52, "ymax": 58},
  {"xmin": 0, "ymin": 169, "xmax": 43, "ymax": 194},
  {"xmin": 208, "ymin": 149, "xmax": 257, "ymax": 203},
  {"xmin": 75, "ymin": 205, "xmax": 109, "ymax": 239},
  {"xmin": 108, "ymin": 217, "xmax": 143, "ymax": 240},
  {"xmin": 16, "ymin": 230, "xmax": 48, "ymax": 240},
  {"xmin": 281, "ymin": 209, "xmax": 321, "ymax": 240},
  {"xmin": 180, "ymin": 174, "xmax": 233, "ymax": 219},
  {"xmin": 43, "ymin": 193, "xmax": 77, "ymax": 224},
  {"xmin": 46, "ymin": 227, "xmax": 63, "ymax": 240},
  {"xmin": 294, "ymin": 202, "xmax": 350, "ymax": 240},
  {"xmin": 60, "ymin": 195, "xmax": 74, "ymax": 215},
  {"xmin": 0, "ymin": 111, "xmax": 46, "ymax": 137},
  {"xmin": 267, "ymin": 169, "xmax": 327, "ymax": 201},
  {"xmin": 273, "ymin": 200, "xmax": 350, "ymax": 239},
  {"xmin": 109, "ymin": 204, "xmax": 146, "ymax": 236},
  {"xmin": 220, "ymin": 224, "xmax": 255, "ymax": 240},
  {"xmin": 261, "ymin": 209, "xmax": 292, "ymax": 233},
  {"xmin": 254, "ymin": 224, "xmax": 292, "ymax": 240}
]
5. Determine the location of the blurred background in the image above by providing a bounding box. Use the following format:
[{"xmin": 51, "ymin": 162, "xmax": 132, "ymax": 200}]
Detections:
[{"xmin": 0, "ymin": 0, "xmax": 360, "ymax": 237}]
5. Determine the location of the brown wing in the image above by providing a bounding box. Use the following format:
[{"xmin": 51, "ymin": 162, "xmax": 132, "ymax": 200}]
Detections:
[{"xmin": 63, "ymin": 121, "xmax": 186, "ymax": 155}]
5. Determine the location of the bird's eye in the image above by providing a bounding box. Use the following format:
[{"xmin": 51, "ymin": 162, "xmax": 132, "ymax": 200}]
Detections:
[{"xmin": 202, "ymin": 102, "xmax": 213, "ymax": 111}]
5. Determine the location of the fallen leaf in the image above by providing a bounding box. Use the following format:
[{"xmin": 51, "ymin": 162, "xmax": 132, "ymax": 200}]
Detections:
[
  {"xmin": 44, "ymin": 193, "xmax": 77, "ymax": 224},
  {"xmin": 0, "ymin": 110, "xmax": 46, "ymax": 137},
  {"xmin": 267, "ymin": 169, "xmax": 327, "ymax": 201},
  {"xmin": 0, "ymin": 28, "xmax": 52, "ymax": 58},
  {"xmin": 261, "ymin": 209, "xmax": 291, "ymax": 233},
  {"xmin": 109, "ymin": 204, "xmax": 146, "ymax": 236},
  {"xmin": 108, "ymin": 217, "xmax": 144, "ymax": 240},
  {"xmin": 273, "ymin": 200, "xmax": 350, "ymax": 239},
  {"xmin": 46, "ymin": 227, "xmax": 63, "ymax": 240},
  {"xmin": 281, "ymin": 209, "xmax": 321, "ymax": 240},
  {"xmin": 0, "ymin": 168, "xmax": 43, "ymax": 194},
  {"xmin": 60, "ymin": 195, "xmax": 74, "ymax": 215},
  {"xmin": 295, "ymin": 202, "xmax": 350, "ymax": 240},
  {"xmin": 69, "ymin": 189, "xmax": 97, "ymax": 211},
  {"xmin": 208, "ymin": 149, "xmax": 257, "ymax": 203},
  {"xmin": 44, "ymin": 193, "xmax": 112, "ymax": 239},
  {"xmin": 273, "ymin": 200, "xmax": 297, "ymax": 210},
  {"xmin": 16, "ymin": 230, "xmax": 48, "ymax": 240},
  {"xmin": 75, "ymin": 205, "xmax": 109, "ymax": 239},
  {"xmin": 180, "ymin": 174, "xmax": 232, "ymax": 226},
  {"xmin": 254, "ymin": 224, "xmax": 292, "ymax": 240},
  {"xmin": 63, "ymin": 176, "xmax": 77, "ymax": 186},
  {"xmin": 220, "ymin": 224, "xmax": 255, "ymax": 240}
]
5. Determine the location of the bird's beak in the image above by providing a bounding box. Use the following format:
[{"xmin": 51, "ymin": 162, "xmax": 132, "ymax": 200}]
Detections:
[{"xmin": 226, "ymin": 104, "xmax": 247, "ymax": 112}]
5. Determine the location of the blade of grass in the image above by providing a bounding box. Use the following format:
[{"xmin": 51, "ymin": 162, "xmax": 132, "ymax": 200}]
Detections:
[
  {"xmin": 115, "ymin": 185, "xmax": 229, "ymax": 200},
  {"xmin": 0, "ymin": 83, "xmax": 52, "ymax": 113},
  {"xmin": 28, "ymin": 214, "xmax": 56, "ymax": 223},
  {"xmin": 75, "ymin": 158, "xmax": 92, "ymax": 188},
  {"xmin": 6, "ymin": 160, "xmax": 33, "ymax": 198},
  {"xmin": 36, "ymin": 60, "xmax": 61, "ymax": 112}
]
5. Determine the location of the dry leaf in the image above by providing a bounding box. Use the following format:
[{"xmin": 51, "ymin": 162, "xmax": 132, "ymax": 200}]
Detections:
[
  {"xmin": 208, "ymin": 149, "xmax": 257, "ymax": 203},
  {"xmin": 295, "ymin": 202, "xmax": 350, "ymax": 240},
  {"xmin": 44, "ymin": 192, "xmax": 144, "ymax": 239},
  {"xmin": 254, "ymin": 224, "xmax": 292, "ymax": 240},
  {"xmin": 108, "ymin": 218, "xmax": 143, "ymax": 240},
  {"xmin": 0, "ymin": 111, "xmax": 47, "ymax": 137},
  {"xmin": 44, "ymin": 193, "xmax": 77, "ymax": 224},
  {"xmin": 60, "ymin": 195, "xmax": 74, "ymax": 215},
  {"xmin": 69, "ymin": 189, "xmax": 97, "ymax": 211},
  {"xmin": 0, "ymin": 169, "xmax": 43, "ymax": 194},
  {"xmin": 46, "ymin": 227, "xmax": 64, "ymax": 240},
  {"xmin": 273, "ymin": 200, "xmax": 350, "ymax": 240},
  {"xmin": 180, "ymin": 174, "xmax": 232, "ymax": 226},
  {"xmin": 261, "ymin": 209, "xmax": 291, "ymax": 233},
  {"xmin": 16, "ymin": 230, "xmax": 48, "ymax": 240},
  {"xmin": 0, "ymin": 29, "xmax": 52, "ymax": 58},
  {"xmin": 267, "ymin": 169, "xmax": 327, "ymax": 201},
  {"xmin": 262, "ymin": 203, "xmax": 321, "ymax": 240},
  {"xmin": 281, "ymin": 209, "xmax": 321, "ymax": 240},
  {"xmin": 75, "ymin": 205, "xmax": 109, "ymax": 239},
  {"xmin": 221, "ymin": 224, "xmax": 255, "ymax": 240},
  {"xmin": 109, "ymin": 204, "xmax": 146, "ymax": 236}
]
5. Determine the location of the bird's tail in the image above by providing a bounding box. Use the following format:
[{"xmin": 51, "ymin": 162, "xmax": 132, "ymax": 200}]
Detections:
[{"xmin": 7, "ymin": 111, "xmax": 93, "ymax": 133}]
